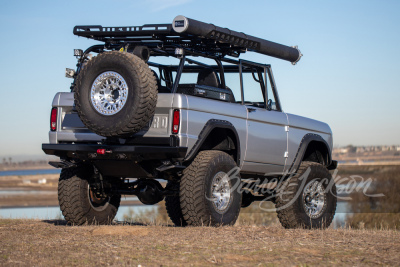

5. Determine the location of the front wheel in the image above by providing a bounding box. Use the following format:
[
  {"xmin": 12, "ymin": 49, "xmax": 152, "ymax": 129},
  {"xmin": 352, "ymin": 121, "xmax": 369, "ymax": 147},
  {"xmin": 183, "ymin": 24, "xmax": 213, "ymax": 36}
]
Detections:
[
  {"xmin": 275, "ymin": 161, "xmax": 337, "ymax": 229},
  {"xmin": 58, "ymin": 166, "xmax": 121, "ymax": 225},
  {"xmin": 180, "ymin": 150, "xmax": 242, "ymax": 226}
]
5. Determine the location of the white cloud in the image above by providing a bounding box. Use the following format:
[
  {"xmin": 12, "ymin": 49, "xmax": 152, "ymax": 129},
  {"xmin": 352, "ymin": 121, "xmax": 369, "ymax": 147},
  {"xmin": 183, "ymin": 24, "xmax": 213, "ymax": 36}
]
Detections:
[{"xmin": 146, "ymin": 0, "xmax": 193, "ymax": 12}]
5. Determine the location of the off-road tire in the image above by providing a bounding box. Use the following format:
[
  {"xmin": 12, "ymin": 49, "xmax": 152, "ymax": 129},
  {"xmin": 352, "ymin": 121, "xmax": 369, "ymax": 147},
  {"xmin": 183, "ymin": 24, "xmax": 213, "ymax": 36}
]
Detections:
[
  {"xmin": 58, "ymin": 166, "xmax": 121, "ymax": 225},
  {"xmin": 180, "ymin": 150, "xmax": 241, "ymax": 226},
  {"xmin": 165, "ymin": 181, "xmax": 187, "ymax": 227},
  {"xmin": 74, "ymin": 51, "xmax": 158, "ymax": 137},
  {"xmin": 275, "ymin": 161, "xmax": 337, "ymax": 229}
]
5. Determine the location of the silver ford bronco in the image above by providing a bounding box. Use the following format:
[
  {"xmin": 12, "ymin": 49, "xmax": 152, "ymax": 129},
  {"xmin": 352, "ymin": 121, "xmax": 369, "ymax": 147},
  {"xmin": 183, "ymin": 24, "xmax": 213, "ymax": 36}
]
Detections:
[{"xmin": 42, "ymin": 15, "xmax": 338, "ymax": 228}]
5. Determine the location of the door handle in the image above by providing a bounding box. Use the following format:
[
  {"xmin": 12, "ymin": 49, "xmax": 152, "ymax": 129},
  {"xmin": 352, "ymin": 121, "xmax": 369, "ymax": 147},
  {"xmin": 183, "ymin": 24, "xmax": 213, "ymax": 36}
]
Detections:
[{"xmin": 247, "ymin": 108, "xmax": 256, "ymax": 113}]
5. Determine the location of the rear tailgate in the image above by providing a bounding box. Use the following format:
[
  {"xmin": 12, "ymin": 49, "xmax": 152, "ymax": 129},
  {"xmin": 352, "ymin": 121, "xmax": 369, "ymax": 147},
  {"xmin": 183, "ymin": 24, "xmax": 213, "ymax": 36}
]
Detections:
[{"xmin": 49, "ymin": 92, "xmax": 176, "ymax": 144}]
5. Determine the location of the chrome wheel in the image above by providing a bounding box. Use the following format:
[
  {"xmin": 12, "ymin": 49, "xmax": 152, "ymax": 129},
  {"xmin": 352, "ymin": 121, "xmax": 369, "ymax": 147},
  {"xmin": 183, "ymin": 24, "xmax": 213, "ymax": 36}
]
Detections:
[
  {"xmin": 90, "ymin": 71, "xmax": 128, "ymax": 115},
  {"xmin": 302, "ymin": 180, "xmax": 327, "ymax": 219},
  {"xmin": 211, "ymin": 171, "xmax": 232, "ymax": 213}
]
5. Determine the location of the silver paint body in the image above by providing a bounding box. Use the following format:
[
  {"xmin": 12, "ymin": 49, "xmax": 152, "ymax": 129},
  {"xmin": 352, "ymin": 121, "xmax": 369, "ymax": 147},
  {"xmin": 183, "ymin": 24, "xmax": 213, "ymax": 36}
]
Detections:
[{"xmin": 49, "ymin": 92, "xmax": 332, "ymax": 176}]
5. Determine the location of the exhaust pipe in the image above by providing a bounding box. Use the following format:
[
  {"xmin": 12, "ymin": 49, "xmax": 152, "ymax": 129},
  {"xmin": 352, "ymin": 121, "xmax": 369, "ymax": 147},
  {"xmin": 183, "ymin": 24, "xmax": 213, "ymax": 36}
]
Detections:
[{"xmin": 172, "ymin": 15, "xmax": 302, "ymax": 64}]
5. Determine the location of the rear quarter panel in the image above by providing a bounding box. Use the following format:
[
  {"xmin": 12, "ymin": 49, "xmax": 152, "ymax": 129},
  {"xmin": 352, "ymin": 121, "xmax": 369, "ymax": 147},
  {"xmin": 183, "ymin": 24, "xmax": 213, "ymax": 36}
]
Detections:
[
  {"xmin": 285, "ymin": 113, "xmax": 333, "ymax": 172},
  {"xmin": 176, "ymin": 94, "xmax": 248, "ymax": 167}
]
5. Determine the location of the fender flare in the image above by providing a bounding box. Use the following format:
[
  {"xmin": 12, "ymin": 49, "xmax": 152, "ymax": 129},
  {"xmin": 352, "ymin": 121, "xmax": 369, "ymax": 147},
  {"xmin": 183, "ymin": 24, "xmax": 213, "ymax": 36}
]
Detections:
[
  {"xmin": 183, "ymin": 119, "xmax": 241, "ymax": 165},
  {"xmin": 287, "ymin": 133, "xmax": 333, "ymax": 174}
]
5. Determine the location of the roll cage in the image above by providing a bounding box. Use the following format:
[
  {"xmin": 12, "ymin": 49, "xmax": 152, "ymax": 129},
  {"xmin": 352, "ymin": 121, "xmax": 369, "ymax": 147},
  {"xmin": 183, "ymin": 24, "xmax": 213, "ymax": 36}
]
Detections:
[{"xmin": 71, "ymin": 22, "xmax": 282, "ymax": 111}]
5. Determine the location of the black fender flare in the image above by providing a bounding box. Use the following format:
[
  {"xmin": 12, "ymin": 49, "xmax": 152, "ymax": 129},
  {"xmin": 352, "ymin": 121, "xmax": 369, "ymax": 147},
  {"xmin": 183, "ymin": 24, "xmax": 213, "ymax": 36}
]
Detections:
[
  {"xmin": 183, "ymin": 119, "xmax": 241, "ymax": 165},
  {"xmin": 287, "ymin": 133, "xmax": 334, "ymax": 174}
]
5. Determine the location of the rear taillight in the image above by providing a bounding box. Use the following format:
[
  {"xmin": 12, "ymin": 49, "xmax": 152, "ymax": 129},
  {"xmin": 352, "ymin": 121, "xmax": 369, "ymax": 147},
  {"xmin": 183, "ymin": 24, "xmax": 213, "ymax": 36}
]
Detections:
[
  {"xmin": 97, "ymin": 149, "xmax": 106, "ymax": 155},
  {"xmin": 50, "ymin": 107, "xmax": 57, "ymax": 131},
  {"xmin": 172, "ymin": 109, "xmax": 180, "ymax": 134}
]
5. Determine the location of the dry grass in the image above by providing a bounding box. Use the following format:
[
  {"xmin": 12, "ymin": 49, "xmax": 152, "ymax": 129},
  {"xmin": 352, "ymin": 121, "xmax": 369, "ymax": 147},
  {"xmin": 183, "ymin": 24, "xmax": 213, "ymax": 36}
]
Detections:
[
  {"xmin": 0, "ymin": 219, "xmax": 399, "ymax": 266},
  {"xmin": 1, "ymin": 165, "xmax": 400, "ymax": 265},
  {"xmin": 121, "ymin": 201, "xmax": 279, "ymax": 227}
]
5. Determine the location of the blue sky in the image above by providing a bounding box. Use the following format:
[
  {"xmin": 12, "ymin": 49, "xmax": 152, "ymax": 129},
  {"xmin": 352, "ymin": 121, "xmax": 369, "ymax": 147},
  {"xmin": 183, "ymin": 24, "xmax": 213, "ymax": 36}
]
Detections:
[{"xmin": 0, "ymin": 0, "xmax": 399, "ymax": 159}]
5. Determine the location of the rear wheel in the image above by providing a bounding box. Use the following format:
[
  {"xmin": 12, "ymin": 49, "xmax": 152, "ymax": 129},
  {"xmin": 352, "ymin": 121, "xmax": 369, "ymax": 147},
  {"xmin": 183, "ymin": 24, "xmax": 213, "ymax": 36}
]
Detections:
[
  {"xmin": 180, "ymin": 150, "xmax": 242, "ymax": 226},
  {"xmin": 165, "ymin": 181, "xmax": 187, "ymax": 227},
  {"xmin": 58, "ymin": 166, "xmax": 121, "ymax": 225}
]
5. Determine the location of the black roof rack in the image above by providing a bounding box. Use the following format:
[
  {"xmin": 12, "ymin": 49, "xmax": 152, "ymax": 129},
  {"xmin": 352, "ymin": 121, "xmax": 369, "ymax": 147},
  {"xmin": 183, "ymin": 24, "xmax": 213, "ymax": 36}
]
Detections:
[
  {"xmin": 74, "ymin": 24, "xmax": 246, "ymax": 58},
  {"xmin": 73, "ymin": 15, "xmax": 302, "ymax": 64},
  {"xmin": 74, "ymin": 24, "xmax": 174, "ymax": 40}
]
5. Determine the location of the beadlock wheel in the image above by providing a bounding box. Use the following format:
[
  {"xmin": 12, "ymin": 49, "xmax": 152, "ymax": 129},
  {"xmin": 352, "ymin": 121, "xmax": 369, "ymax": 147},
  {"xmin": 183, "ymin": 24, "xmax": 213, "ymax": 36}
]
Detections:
[
  {"xmin": 211, "ymin": 171, "xmax": 233, "ymax": 214},
  {"xmin": 58, "ymin": 166, "xmax": 121, "ymax": 225},
  {"xmin": 275, "ymin": 161, "xmax": 337, "ymax": 229},
  {"xmin": 88, "ymin": 186, "xmax": 110, "ymax": 212},
  {"xmin": 74, "ymin": 51, "xmax": 158, "ymax": 137},
  {"xmin": 90, "ymin": 71, "xmax": 128, "ymax": 116},
  {"xmin": 179, "ymin": 150, "xmax": 242, "ymax": 226},
  {"xmin": 302, "ymin": 180, "xmax": 327, "ymax": 219}
]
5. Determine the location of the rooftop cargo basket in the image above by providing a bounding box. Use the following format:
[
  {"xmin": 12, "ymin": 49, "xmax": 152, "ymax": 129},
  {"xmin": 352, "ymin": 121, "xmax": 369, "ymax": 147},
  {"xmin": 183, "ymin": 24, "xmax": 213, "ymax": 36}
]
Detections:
[{"xmin": 74, "ymin": 15, "xmax": 302, "ymax": 64}]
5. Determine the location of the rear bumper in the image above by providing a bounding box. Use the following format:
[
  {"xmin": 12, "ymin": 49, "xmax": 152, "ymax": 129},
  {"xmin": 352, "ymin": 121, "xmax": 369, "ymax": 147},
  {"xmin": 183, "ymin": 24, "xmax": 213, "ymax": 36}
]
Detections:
[{"xmin": 42, "ymin": 143, "xmax": 188, "ymax": 161}]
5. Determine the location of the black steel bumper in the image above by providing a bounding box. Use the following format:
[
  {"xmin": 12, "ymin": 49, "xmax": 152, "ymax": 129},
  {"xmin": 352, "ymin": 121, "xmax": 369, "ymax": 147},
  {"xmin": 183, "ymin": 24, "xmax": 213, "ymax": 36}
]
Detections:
[{"xmin": 42, "ymin": 143, "xmax": 188, "ymax": 161}]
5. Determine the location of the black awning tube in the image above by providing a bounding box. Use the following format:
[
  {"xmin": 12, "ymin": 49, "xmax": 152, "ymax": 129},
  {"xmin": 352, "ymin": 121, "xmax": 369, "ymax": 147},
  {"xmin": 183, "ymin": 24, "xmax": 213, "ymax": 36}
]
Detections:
[{"xmin": 172, "ymin": 15, "xmax": 302, "ymax": 64}]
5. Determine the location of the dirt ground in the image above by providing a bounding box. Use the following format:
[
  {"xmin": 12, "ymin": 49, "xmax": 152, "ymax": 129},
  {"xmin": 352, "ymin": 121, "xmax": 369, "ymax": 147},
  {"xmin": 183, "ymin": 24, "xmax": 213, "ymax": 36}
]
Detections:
[
  {"xmin": 0, "ymin": 166, "xmax": 399, "ymax": 265},
  {"xmin": 0, "ymin": 219, "xmax": 399, "ymax": 266}
]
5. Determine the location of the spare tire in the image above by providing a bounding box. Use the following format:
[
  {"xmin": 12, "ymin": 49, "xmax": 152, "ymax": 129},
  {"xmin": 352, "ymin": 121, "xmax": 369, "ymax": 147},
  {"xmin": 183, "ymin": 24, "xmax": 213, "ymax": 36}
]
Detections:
[{"xmin": 74, "ymin": 51, "xmax": 158, "ymax": 137}]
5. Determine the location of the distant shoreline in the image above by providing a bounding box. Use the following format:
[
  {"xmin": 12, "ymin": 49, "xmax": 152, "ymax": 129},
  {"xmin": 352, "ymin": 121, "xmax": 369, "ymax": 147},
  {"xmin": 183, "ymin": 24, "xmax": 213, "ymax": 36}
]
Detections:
[
  {"xmin": 0, "ymin": 163, "xmax": 54, "ymax": 172},
  {"xmin": 338, "ymin": 160, "xmax": 400, "ymax": 166},
  {"xmin": 2, "ymin": 160, "xmax": 400, "ymax": 172}
]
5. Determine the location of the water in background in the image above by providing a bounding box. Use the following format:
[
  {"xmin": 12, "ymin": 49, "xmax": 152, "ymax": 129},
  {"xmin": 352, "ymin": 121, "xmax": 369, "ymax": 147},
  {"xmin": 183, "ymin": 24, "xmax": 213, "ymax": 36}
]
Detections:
[
  {"xmin": 0, "ymin": 205, "xmax": 156, "ymax": 222},
  {"xmin": 0, "ymin": 169, "xmax": 61, "ymax": 177}
]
